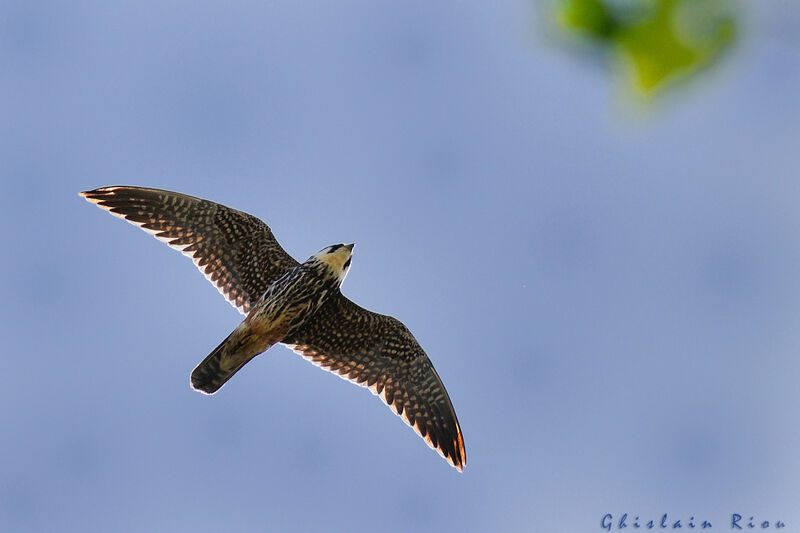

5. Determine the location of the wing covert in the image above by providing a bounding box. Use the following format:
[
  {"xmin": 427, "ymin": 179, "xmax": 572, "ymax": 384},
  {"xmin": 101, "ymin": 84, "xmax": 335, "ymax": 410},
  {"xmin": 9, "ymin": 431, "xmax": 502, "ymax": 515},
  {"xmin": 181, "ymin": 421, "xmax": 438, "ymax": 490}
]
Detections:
[
  {"xmin": 283, "ymin": 293, "xmax": 466, "ymax": 471},
  {"xmin": 80, "ymin": 186, "xmax": 299, "ymax": 314}
]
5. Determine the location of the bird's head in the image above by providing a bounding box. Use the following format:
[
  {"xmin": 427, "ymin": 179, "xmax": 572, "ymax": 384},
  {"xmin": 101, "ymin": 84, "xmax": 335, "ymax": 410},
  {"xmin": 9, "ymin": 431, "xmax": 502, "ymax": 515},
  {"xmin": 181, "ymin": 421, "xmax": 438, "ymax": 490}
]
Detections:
[{"xmin": 311, "ymin": 243, "xmax": 354, "ymax": 284}]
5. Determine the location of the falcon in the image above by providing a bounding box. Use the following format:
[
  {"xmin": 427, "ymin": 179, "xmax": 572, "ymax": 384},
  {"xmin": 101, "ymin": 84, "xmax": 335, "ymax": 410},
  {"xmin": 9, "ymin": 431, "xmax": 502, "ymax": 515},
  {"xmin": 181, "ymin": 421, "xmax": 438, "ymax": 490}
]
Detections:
[{"xmin": 80, "ymin": 186, "xmax": 466, "ymax": 471}]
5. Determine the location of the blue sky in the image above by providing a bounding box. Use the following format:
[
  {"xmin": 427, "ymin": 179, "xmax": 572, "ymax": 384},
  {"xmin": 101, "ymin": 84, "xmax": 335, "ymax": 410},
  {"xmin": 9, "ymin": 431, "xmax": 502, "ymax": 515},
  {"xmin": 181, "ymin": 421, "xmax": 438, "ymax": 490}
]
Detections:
[{"xmin": 2, "ymin": 2, "xmax": 799, "ymax": 532}]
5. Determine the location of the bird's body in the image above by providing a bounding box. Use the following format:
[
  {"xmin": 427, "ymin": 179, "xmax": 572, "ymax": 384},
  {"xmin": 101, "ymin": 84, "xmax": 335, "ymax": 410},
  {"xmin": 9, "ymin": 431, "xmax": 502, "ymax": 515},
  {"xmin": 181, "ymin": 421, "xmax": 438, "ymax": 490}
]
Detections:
[
  {"xmin": 192, "ymin": 244, "xmax": 352, "ymax": 394},
  {"xmin": 81, "ymin": 186, "xmax": 465, "ymax": 471}
]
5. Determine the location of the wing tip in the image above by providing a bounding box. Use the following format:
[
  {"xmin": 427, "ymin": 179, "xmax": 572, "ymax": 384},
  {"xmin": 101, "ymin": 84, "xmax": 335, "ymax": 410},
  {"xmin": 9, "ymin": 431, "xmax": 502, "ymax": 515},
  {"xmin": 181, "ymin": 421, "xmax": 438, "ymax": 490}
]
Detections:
[
  {"xmin": 453, "ymin": 427, "xmax": 466, "ymax": 472},
  {"xmin": 79, "ymin": 189, "xmax": 101, "ymax": 204},
  {"xmin": 440, "ymin": 433, "xmax": 466, "ymax": 473},
  {"xmin": 447, "ymin": 444, "xmax": 465, "ymax": 472},
  {"xmin": 80, "ymin": 187, "xmax": 137, "ymax": 219},
  {"xmin": 427, "ymin": 416, "xmax": 465, "ymax": 472},
  {"xmin": 80, "ymin": 186, "xmax": 120, "ymax": 205},
  {"xmin": 411, "ymin": 410, "xmax": 465, "ymax": 473},
  {"xmin": 80, "ymin": 186, "xmax": 122, "ymax": 196}
]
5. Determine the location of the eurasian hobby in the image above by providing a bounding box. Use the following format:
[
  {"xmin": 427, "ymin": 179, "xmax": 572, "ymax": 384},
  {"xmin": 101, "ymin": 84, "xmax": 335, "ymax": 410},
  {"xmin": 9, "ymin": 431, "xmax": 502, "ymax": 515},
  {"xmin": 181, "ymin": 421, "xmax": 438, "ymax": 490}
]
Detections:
[{"xmin": 81, "ymin": 186, "xmax": 465, "ymax": 471}]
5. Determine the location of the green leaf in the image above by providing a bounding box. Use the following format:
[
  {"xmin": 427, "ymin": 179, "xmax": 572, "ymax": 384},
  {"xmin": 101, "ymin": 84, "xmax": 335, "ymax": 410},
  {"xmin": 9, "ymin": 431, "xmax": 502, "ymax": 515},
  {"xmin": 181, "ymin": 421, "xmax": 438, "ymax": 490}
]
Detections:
[{"xmin": 556, "ymin": 0, "xmax": 737, "ymax": 98}]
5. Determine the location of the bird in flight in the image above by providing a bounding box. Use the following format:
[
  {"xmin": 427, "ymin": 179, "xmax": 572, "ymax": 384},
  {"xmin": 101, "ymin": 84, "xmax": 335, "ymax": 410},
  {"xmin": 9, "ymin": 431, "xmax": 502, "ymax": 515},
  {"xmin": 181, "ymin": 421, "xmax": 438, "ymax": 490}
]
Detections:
[{"xmin": 80, "ymin": 186, "xmax": 465, "ymax": 471}]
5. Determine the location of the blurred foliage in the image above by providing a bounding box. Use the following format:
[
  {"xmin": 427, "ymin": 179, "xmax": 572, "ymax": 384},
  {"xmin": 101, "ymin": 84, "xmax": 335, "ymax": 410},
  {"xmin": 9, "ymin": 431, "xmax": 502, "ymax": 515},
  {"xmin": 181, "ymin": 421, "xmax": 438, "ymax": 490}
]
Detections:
[{"xmin": 557, "ymin": 0, "xmax": 737, "ymax": 97}]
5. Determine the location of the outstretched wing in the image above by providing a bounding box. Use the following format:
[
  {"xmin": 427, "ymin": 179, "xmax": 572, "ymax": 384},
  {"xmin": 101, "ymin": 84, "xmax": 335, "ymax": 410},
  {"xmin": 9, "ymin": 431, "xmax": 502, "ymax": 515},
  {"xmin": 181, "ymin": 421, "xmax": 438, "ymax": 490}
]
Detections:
[
  {"xmin": 283, "ymin": 293, "xmax": 466, "ymax": 471},
  {"xmin": 80, "ymin": 186, "xmax": 299, "ymax": 314}
]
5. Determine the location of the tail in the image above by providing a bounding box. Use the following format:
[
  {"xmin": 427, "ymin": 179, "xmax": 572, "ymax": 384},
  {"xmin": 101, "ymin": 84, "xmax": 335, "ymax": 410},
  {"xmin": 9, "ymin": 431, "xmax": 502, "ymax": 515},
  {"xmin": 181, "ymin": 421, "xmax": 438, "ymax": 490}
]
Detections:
[{"xmin": 191, "ymin": 330, "xmax": 274, "ymax": 394}]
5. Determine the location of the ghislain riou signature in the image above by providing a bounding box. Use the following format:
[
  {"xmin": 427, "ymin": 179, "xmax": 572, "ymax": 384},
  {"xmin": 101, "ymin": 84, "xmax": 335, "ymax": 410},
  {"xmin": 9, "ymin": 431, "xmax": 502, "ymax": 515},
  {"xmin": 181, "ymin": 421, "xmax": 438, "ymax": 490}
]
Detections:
[{"xmin": 601, "ymin": 513, "xmax": 786, "ymax": 530}]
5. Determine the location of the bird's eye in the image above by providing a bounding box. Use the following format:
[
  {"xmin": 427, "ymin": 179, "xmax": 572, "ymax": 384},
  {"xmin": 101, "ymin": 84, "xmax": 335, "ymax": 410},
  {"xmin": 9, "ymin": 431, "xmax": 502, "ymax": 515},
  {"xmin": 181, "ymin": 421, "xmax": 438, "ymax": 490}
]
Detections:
[{"xmin": 328, "ymin": 244, "xmax": 343, "ymax": 253}]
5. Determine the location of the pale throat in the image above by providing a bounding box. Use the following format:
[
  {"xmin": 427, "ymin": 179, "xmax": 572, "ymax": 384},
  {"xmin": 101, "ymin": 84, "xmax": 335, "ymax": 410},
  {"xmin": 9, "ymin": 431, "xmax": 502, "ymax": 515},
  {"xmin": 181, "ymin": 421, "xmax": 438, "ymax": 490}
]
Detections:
[{"xmin": 318, "ymin": 249, "xmax": 351, "ymax": 276}]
